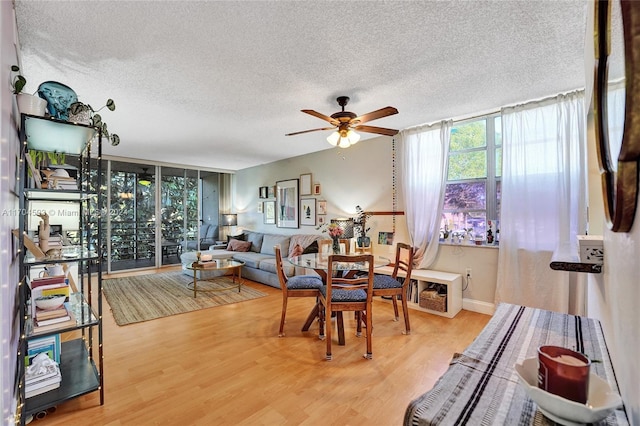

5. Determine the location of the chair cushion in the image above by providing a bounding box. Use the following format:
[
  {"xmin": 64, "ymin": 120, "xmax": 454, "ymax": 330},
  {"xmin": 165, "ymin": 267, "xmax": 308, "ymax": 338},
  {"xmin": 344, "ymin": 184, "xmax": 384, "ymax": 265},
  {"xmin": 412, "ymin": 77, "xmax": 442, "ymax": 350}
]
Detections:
[
  {"xmin": 287, "ymin": 275, "xmax": 323, "ymax": 290},
  {"xmin": 320, "ymin": 286, "xmax": 368, "ymax": 302},
  {"xmin": 373, "ymin": 274, "xmax": 402, "ymax": 289}
]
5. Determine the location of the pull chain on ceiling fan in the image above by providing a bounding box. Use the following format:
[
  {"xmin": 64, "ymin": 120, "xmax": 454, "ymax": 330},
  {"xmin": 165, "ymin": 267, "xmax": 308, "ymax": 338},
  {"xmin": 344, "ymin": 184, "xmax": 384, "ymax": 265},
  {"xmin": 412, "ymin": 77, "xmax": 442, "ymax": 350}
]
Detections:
[{"xmin": 286, "ymin": 96, "xmax": 399, "ymax": 148}]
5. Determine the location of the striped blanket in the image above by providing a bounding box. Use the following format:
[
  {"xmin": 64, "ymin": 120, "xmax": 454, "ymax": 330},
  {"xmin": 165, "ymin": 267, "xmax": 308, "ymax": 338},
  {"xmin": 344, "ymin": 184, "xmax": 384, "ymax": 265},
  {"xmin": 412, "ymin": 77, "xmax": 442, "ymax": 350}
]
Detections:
[{"xmin": 404, "ymin": 303, "xmax": 629, "ymax": 425}]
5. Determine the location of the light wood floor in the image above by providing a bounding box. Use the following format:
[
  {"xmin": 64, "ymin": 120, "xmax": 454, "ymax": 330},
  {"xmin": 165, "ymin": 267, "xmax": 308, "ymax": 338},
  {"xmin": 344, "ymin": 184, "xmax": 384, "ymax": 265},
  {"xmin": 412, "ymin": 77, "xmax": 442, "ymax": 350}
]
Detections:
[{"xmin": 32, "ymin": 267, "xmax": 491, "ymax": 425}]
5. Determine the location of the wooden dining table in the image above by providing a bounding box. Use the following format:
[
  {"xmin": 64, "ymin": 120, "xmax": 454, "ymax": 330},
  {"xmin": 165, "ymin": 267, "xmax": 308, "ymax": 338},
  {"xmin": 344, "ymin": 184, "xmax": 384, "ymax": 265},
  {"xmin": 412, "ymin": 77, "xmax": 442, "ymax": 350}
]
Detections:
[{"xmin": 288, "ymin": 253, "xmax": 391, "ymax": 344}]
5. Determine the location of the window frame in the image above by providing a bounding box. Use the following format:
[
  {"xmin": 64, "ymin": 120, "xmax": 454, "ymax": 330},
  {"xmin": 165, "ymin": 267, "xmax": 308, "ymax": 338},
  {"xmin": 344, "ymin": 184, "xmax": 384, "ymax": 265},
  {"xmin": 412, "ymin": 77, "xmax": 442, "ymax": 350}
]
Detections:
[{"xmin": 442, "ymin": 113, "xmax": 501, "ymax": 239}]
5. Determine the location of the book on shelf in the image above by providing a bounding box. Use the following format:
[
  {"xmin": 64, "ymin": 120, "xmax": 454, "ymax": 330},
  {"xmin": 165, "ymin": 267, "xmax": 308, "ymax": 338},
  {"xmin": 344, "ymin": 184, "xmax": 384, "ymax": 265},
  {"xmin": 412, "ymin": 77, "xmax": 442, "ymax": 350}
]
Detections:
[
  {"xmin": 32, "ymin": 305, "xmax": 76, "ymax": 334},
  {"xmin": 30, "ymin": 275, "xmax": 66, "ymax": 289},
  {"xmin": 35, "ymin": 305, "xmax": 68, "ymax": 321},
  {"xmin": 36, "ymin": 313, "xmax": 71, "ymax": 327},
  {"xmin": 25, "ymin": 334, "xmax": 61, "ymax": 366},
  {"xmin": 24, "ymin": 352, "xmax": 62, "ymax": 398},
  {"xmin": 30, "ymin": 281, "xmax": 70, "ymax": 317},
  {"xmin": 26, "ymin": 381, "xmax": 61, "ymax": 398},
  {"xmin": 54, "ymin": 178, "xmax": 78, "ymax": 190}
]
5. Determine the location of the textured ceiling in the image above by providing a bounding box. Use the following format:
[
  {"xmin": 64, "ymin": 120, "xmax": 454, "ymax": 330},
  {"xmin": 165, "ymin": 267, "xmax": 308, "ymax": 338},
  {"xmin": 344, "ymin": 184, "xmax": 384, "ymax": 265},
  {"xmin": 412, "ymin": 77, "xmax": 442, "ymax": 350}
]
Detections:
[{"xmin": 14, "ymin": 0, "xmax": 588, "ymax": 172}]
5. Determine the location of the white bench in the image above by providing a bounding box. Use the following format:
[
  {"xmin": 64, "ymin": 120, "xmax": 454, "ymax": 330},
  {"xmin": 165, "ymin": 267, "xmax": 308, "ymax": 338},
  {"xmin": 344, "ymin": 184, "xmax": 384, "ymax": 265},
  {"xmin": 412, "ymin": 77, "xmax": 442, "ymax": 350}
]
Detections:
[{"xmin": 376, "ymin": 266, "xmax": 462, "ymax": 318}]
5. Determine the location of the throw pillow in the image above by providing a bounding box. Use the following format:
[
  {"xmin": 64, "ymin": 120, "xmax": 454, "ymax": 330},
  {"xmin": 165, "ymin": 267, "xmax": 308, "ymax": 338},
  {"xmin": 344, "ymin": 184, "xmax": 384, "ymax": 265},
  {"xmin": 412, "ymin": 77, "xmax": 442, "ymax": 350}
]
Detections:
[
  {"xmin": 227, "ymin": 233, "xmax": 246, "ymax": 243},
  {"xmin": 302, "ymin": 240, "xmax": 319, "ymax": 254},
  {"xmin": 227, "ymin": 239, "xmax": 252, "ymax": 252}
]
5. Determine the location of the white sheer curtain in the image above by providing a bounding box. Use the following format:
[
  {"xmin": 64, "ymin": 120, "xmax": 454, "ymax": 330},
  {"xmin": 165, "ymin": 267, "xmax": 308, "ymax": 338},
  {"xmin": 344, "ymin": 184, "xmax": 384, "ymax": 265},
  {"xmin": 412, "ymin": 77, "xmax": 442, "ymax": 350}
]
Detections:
[
  {"xmin": 495, "ymin": 91, "xmax": 587, "ymax": 314},
  {"xmin": 399, "ymin": 120, "xmax": 452, "ymax": 269}
]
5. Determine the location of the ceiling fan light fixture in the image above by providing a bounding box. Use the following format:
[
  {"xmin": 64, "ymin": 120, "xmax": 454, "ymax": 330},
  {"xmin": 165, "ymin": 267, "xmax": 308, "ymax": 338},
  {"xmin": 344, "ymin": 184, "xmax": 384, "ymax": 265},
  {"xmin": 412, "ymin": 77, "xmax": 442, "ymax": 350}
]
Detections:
[
  {"xmin": 347, "ymin": 129, "xmax": 360, "ymax": 145},
  {"xmin": 338, "ymin": 138, "xmax": 350, "ymax": 148},
  {"xmin": 327, "ymin": 131, "xmax": 340, "ymax": 146},
  {"xmin": 138, "ymin": 167, "xmax": 153, "ymax": 186}
]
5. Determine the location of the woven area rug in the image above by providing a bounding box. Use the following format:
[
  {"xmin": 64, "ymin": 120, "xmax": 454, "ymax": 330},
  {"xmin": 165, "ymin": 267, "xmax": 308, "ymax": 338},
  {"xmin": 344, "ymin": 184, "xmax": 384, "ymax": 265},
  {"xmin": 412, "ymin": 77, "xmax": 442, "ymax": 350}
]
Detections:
[{"xmin": 103, "ymin": 271, "xmax": 267, "ymax": 326}]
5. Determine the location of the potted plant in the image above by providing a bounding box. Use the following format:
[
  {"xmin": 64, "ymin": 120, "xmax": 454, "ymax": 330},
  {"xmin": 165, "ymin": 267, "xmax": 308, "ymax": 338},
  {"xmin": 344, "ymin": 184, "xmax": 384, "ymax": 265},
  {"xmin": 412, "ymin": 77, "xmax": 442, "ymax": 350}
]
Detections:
[
  {"xmin": 11, "ymin": 65, "xmax": 47, "ymax": 117},
  {"xmin": 353, "ymin": 205, "xmax": 372, "ymax": 248},
  {"xmin": 69, "ymin": 99, "xmax": 120, "ymax": 146}
]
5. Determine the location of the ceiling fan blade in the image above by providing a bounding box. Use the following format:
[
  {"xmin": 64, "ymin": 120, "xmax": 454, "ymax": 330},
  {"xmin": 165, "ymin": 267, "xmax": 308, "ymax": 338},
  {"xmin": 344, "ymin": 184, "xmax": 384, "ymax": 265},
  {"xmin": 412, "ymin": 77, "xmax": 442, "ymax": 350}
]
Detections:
[
  {"xmin": 354, "ymin": 125, "xmax": 399, "ymax": 136},
  {"xmin": 285, "ymin": 127, "xmax": 335, "ymax": 136},
  {"xmin": 301, "ymin": 109, "xmax": 340, "ymax": 126},
  {"xmin": 353, "ymin": 106, "xmax": 398, "ymax": 125}
]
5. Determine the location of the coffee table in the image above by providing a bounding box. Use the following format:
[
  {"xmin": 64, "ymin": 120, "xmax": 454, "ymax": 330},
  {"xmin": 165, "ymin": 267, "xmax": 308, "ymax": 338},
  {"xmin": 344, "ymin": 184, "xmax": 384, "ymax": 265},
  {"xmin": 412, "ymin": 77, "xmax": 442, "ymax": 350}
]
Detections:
[{"xmin": 185, "ymin": 259, "xmax": 245, "ymax": 298}]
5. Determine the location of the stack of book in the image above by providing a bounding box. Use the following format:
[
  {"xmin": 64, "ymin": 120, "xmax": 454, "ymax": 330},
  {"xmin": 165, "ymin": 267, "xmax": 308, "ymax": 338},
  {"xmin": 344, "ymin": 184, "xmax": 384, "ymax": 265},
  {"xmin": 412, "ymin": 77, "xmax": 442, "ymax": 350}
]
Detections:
[
  {"xmin": 33, "ymin": 303, "xmax": 75, "ymax": 334},
  {"xmin": 51, "ymin": 175, "xmax": 78, "ymax": 190},
  {"xmin": 30, "ymin": 276, "xmax": 75, "ymax": 333},
  {"xmin": 35, "ymin": 303, "xmax": 72, "ymax": 327},
  {"xmin": 24, "ymin": 352, "xmax": 61, "ymax": 398}
]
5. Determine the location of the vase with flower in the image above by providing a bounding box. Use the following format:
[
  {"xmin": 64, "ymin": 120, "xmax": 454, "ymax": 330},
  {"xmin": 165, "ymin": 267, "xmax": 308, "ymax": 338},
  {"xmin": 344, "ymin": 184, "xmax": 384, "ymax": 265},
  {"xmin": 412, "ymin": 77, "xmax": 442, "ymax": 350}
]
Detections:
[{"xmin": 325, "ymin": 223, "xmax": 345, "ymax": 254}]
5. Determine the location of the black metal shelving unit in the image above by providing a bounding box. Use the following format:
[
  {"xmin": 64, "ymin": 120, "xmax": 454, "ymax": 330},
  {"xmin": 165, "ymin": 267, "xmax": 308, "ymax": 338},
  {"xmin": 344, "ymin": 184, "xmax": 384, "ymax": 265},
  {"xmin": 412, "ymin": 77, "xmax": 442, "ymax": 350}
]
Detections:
[{"xmin": 16, "ymin": 114, "xmax": 104, "ymax": 425}]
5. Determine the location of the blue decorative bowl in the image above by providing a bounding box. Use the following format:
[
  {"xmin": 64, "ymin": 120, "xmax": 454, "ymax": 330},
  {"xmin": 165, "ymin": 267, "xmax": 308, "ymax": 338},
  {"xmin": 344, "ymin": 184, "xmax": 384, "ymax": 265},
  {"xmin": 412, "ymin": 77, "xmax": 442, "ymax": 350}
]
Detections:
[{"xmin": 37, "ymin": 81, "xmax": 77, "ymax": 120}]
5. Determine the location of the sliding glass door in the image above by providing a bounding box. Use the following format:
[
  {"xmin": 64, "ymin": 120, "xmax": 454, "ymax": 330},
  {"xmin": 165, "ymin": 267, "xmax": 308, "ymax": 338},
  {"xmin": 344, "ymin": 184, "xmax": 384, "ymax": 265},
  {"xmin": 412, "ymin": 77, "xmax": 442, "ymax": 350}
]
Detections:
[
  {"xmin": 159, "ymin": 167, "xmax": 199, "ymax": 267},
  {"xmin": 107, "ymin": 161, "xmax": 156, "ymax": 272},
  {"xmin": 103, "ymin": 161, "xmax": 220, "ymax": 272}
]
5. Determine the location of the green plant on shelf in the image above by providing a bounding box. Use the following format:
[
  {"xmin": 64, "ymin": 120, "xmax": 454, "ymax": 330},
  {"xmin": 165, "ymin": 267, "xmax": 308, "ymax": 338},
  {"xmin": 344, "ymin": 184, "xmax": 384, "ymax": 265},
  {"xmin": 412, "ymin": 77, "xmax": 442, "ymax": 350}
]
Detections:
[
  {"xmin": 69, "ymin": 99, "xmax": 120, "ymax": 146},
  {"xmin": 10, "ymin": 65, "xmax": 26, "ymax": 94}
]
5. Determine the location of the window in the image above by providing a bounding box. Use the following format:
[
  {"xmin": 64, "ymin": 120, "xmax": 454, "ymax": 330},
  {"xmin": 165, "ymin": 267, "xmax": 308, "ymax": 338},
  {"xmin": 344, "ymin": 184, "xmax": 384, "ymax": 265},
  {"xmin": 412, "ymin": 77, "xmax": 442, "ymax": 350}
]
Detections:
[{"xmin": 441, "ymin": 115, "xmax": 501, "ymax": 240}]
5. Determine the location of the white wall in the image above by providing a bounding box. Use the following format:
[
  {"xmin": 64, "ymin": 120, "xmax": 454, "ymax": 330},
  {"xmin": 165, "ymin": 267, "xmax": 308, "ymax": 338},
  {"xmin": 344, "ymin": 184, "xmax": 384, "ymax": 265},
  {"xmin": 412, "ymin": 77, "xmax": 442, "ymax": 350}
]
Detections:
[
  {"xmin": 1, "ymin": 1, "xmax": 21, "ymax": 423},
  {"xmin": 235, "ymin": 135, "xmax": 499, "ymax": 310}
]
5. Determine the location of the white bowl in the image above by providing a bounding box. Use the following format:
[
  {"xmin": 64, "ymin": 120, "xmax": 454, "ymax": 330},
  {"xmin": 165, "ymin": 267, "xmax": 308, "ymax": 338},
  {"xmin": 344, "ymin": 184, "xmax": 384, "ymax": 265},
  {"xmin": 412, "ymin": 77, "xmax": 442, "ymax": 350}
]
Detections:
[
  {"xmin": 514, "ymin": 357, "xmax": 622, "ymax": 425},
  {"xmin": 34, "ymin": 294, "xmax": 66, "ymax": 310}
]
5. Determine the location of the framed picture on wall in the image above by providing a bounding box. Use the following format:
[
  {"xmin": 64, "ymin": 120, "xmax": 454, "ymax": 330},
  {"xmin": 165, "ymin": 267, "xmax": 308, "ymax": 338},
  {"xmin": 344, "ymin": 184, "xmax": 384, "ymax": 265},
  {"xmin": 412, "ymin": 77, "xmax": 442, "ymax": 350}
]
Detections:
[
  {"xmin": 313, "ymin": 183, "xmax": 321, "ymax": 195},
  {"xmin": 264, "ymin": 201, "xmax": 276, "ymax": 224},
  {"xmin": 317, "ymin": 200, "xmax": 327, "ymax": 215},
  {"xmin": 276, "ymin": 179, "xmax": 299, "ymax": 228},
  {"xmin": 318, "ymin": 215, "xmax": 326, "ymax": 225},
  {"xmin": 268, "ymin": 185, "xmax": 275, "ymax": 198},
  {"xmin": 300, "ymin": 198, "xmax": 316, "ymax": 226},
  {"xmin": 300, "ymin": 173, "xmax": 312, "ymax": 196},
  {"xmin": 259, "ymin": 186, "xmax": 268, "ymax": 199}
]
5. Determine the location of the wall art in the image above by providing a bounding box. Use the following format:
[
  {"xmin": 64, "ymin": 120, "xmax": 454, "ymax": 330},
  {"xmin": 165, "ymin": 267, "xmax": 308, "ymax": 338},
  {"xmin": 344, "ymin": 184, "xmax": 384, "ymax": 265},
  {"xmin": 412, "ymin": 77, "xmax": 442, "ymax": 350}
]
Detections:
[
  {"xmin": 300, "ymin": 198, "xmax": 316, "ymax": 226},
  {"xmin": 276, "ymin": 179, "xmax": 299, "ymax": 228},
  {"xmin": 264, "ymin": 200, "xmax": 276, "ymax": 224},
  {"xmin": 300, "ymin": 173, "xmax": 312, "ymax": 196}
]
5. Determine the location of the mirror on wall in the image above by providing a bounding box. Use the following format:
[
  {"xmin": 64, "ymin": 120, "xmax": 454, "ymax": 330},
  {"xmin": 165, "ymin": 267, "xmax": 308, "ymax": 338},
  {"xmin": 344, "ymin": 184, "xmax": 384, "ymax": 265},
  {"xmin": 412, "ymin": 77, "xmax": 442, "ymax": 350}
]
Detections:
[{"xmin": 594, "ymin": 0, "xmax": 640, "ymax": 232}]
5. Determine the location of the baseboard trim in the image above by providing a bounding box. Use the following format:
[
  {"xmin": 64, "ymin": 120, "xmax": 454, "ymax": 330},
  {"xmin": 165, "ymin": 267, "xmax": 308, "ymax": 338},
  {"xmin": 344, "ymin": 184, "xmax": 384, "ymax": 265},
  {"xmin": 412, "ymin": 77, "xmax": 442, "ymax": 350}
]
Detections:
[{"xmin": 462, "ymin": 298, "xmax": 495, "ymax": 316}]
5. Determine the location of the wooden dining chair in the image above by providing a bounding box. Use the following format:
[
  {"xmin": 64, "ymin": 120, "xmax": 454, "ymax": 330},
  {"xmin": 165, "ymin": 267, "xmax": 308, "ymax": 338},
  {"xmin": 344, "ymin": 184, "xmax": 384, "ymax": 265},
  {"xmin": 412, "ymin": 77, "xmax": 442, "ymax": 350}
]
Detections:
[
  {"xmin": 274, "ymin": 246, "xmax": 324, "ymax": 337},
  {"xmin": 371, "ymin": 242, "xmax": 415, "ymax": 335},
  {"xmin": 318, "ymin": 254, "xmax": 374, "ymax": 360}
]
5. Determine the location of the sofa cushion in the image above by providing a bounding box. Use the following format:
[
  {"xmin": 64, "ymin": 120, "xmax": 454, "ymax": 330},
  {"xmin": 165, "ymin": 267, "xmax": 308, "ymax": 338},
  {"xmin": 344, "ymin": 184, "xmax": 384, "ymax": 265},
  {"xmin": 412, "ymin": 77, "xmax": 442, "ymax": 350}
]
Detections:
[
  {"xmin": 288, "ymin": 234, "xmax": 321, "ymax": 257},
  {"xmin": 227, "ymin": 239, "xmax": 252, "ymax": 252},
  {"xmin": 259, "ymin": 257, "xmax": 295, "ymax": 276},
  {"xmin": 261, "ymin": 234, "xmax": 291, "ymax": 256},
  {"xmin": 230, "ymin": 252, "xmax": 271, "ymax": 269},
  {"xmin": 244, "ymin": 231, "xmax": 264, "ymax": 253}
]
